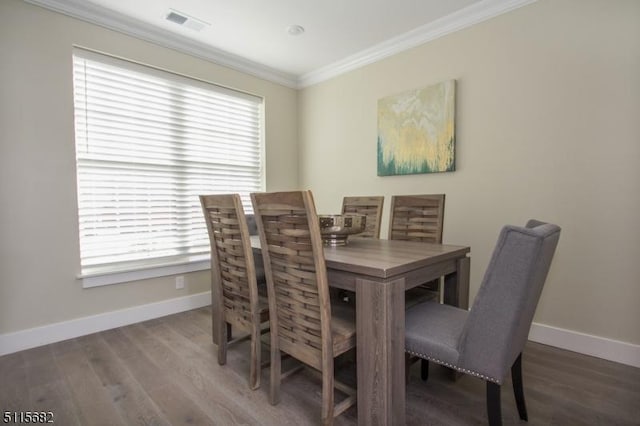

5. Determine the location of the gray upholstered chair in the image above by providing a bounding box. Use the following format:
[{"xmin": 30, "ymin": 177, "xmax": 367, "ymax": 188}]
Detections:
[{"xmin": 405, "ymin": 220, "xmax": 561, "ymax": 426}]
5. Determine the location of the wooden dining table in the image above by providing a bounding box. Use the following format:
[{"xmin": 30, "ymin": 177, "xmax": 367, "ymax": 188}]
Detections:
[{"xmin": 251, "ymin": 235, "xmax": 470, "ymax": 426}]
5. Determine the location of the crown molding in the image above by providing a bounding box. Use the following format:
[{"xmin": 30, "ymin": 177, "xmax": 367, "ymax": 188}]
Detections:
[
  {"xmin": 297, "ymin": 0, "xmax": 537, "ymax": 88},
  {"xmin": 23, "ymin": 0, "xmax": 299, "ymax": 88},
  {"xmin": 24, "ymin": 0, "xmax": 536, "ymax": 89}
]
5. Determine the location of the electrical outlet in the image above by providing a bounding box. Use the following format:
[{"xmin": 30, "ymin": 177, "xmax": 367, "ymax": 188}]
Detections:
[{"xmin": 175, "ymin": 275, "xmax": 185, "ymax": 289}]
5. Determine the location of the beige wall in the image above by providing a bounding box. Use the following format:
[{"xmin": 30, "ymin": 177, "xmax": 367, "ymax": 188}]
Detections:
[
  {"xmin": 299, "ymin": 0, "xmax": 640, "ymax": 344},
  {"xmin": 0, "ymin": 0, "xmax": 298, "ymax": 333}
]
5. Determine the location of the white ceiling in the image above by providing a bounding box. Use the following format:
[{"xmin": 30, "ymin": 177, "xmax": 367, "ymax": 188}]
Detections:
[{"xmin": 26, "ymin": 0, "xmax": 535, "ymax": 87}]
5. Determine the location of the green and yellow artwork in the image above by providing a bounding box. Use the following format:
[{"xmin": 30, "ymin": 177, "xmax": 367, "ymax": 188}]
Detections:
[{"xmin": 377, "ymin": 80, "xmax": 455, "ymax": 176}]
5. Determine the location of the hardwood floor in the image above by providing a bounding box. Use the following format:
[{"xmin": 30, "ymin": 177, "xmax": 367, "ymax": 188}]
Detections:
[{"xmin": 1, "ymin": 307, "xmax": 638, "ymax": 425}]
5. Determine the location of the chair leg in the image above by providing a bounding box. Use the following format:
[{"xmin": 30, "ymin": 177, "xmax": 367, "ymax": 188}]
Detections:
[
  {"xmin": 511, "ymin": 353, "xmax": 528, "ymax": 421},
  {"xmin": 216, "ymin": 318, "xmax": 228, "ymax": 365},
  {"xmin": 321, "ymin": 358, "xmax": 335, "ymax": 426},
  {"xmin": 227, "ymin": 322, "xmax": 233, "ymax": 341},
  {"xmin": 486, "ymin": 381, "xmax": 502, "ymax": 426},
  {"xmin": 249, "ymin": 322, "xmax": 261, "ymax": 390},
  {"xmin": 269, "ymin": 344, "xmax": 281, "ymax": 405},
  {"xmin": 420, "ymin": 359, "xmax": 429, "ymax": 381}
]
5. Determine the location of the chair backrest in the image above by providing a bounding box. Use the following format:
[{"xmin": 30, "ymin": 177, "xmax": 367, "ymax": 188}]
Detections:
[
  {"xmin": 200, "ymin": 194, "xmax": 260, "ymax": 332},
  {"xmin": 251, "ymin": 190, "xmax": 332, "ymax": 371},
  {"xmin": 341, "ymin": 196, "xmax": 384, "ymax": 239},
  {"xmin": 388, "ymin": 194, "xmax": 445, "ymax": 243},
  {"xmin": 458, "ymin": 220, "xmax": 561, "ymax": 383}
]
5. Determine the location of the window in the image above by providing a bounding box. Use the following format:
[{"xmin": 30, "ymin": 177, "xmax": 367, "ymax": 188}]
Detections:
[{"xmin": 72, "ymin": 48, "xmax": 264, "ymax": 287}]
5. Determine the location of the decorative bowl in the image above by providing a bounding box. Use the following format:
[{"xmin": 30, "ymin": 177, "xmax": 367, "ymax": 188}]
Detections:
[{"xmin": 318, "ymin": 214, "xmax": 366, "ymax": 246}]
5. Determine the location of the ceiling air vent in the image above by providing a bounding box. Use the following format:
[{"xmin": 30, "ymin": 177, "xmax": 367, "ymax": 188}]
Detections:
[{"xmin": 165, "ymin": 9, "xmax": 209, "ymax": 32}]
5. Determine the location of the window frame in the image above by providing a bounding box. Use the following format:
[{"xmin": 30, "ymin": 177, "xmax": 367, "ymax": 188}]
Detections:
[{"xmin": 72, "ymin": 48, "xmax": 265, "ymax": 287}]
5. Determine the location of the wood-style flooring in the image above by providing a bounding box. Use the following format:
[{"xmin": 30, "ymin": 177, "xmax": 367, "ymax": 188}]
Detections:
[{"xmin": 1, "ymin": 306, "xmax": 638, "ymax": 425}]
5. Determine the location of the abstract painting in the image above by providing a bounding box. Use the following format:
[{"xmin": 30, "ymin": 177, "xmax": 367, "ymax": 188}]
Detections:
[{"xmin": 377, "ymin": 80, "xmax": 455, "ymax": 176}]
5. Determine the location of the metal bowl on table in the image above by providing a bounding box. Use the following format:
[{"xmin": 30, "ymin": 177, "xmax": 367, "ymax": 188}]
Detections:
[{"xmin": 318, "ymin": 214, "xmax": 366, "ymax": 246}]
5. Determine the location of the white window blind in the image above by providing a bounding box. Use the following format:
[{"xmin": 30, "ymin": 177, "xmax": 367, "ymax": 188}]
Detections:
[{"xmin": 72, "ymin": 48, "xmax": 264, "ymax": 279}]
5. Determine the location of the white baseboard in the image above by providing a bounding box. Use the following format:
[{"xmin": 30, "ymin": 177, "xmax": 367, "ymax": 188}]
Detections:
[
  {"xmin": 0, "ymin": 292, "xmax": 211, "ymax": 356},
  {"xmin": 2, "ymin": 298, "xmax": 638, "ymax": 370},
  {"xmin": 529, "ymin": 322, "xmax": 640, "ymax": 368}
]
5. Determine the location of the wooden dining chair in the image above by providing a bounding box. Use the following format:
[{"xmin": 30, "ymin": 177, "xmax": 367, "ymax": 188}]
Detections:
[
  {"xmin": 405, "ymin": 220, "xmax": 561, "ymax": 426},
  {"xmin": 341, "ymin": 196, "xmax": 384, "ymax": 239},
  {"xmin": 251, "ymin": 190, "xmax": 357, "ymax": 426},
  {"xmin": 199, "ymin": 194, "xmax": 269, "ymax": 390},
  {"xmin": 388, "ymin": 193, "xmax": 445, "ymax": 243},
  {"xmin": 389, "ymin": 194, "xmax": 446, "ymax": 304}
]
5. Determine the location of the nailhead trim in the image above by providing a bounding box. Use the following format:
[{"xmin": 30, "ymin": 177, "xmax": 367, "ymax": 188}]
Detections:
[{"xmin": 406, "ymin": 349, "xmax": 502, "ymax": 385}]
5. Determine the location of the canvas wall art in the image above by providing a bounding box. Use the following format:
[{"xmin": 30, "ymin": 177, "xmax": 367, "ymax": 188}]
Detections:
[{"xmin": 377, "ymin": 80, "xmax": 456, "ymax": 176}]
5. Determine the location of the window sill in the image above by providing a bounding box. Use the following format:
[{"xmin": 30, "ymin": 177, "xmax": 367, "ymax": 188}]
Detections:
[{"xmin": 79, "ymin": 256, "xmax": 211, "ymax": 288}]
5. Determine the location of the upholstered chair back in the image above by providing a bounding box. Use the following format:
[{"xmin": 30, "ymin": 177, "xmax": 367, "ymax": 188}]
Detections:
[{"xmin": 459, "ymin": 221, "xmax": 561, "ymax": 383}]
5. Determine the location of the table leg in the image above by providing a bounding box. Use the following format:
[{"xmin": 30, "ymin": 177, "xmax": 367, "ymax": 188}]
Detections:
[
  {"xmin": 356, "ymin": 277, "xmax": 406, "ymax": 426},
  {"xmin": 443, "ymin": 256, "xmax": 470, "ymax": 310}
]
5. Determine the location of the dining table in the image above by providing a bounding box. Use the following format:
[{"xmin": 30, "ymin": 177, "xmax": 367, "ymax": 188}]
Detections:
[{"xmin": 250, "ymin": 235, "xmax": 470, "ymax": 426}]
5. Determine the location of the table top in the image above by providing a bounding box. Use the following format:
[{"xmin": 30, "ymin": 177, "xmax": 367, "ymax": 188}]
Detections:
[{"xmin": 250, "ymin": 235, "xmax": 470, "ymax": 279}]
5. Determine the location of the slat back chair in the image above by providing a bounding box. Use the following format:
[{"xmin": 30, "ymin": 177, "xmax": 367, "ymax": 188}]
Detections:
[
  {"xmin": 388, "ymin": 194, "xmax": 445, "ymax": 243},
  {"xmin": 389, "ymin": 194, "xmax": 446, "ymax": 301},
  {"xmin": 199, "ymin": 194, "xmax": 269, "ymax": 390},
  {"xmin": 405, "ymin": 220, "xmax": 561, "ymax": 426},
  {"xmin": 251, "ymin": 190, "xmax": 356, "ymax": 426},
  {"xmin": 341, "ymin": 196, "xmax": 384, "ymax": 239}
]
